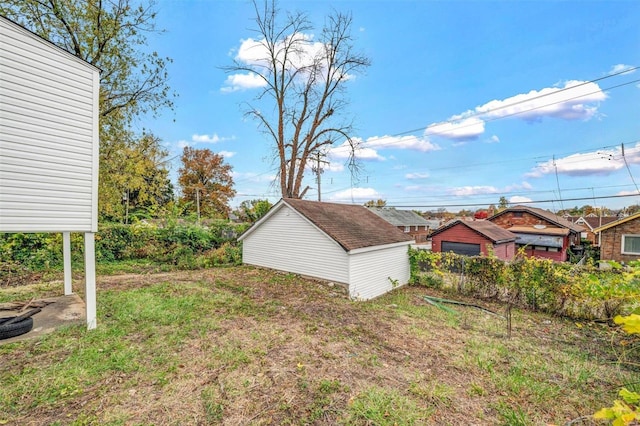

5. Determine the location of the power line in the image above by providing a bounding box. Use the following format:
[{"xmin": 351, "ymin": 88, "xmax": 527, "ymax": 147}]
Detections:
[
  {"xmin": 371, "ymin": 66, "xmax": 639, "ymax": 142},
  {"xmin": 621, "ymin": 143, "xmax": 640, "ymax": 194},
  {"xmin": 384, "ymin": 193, "xmax": 640, "ymax": 210}
]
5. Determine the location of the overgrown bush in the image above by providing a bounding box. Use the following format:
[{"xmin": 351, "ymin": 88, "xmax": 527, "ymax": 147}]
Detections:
[
  {"xmin": 409, "ymin": 248, "xmax": 640, "ymax": 320},
  {"xmin": 0, "ymin": 220, "xmax": 246, "ymax": 280}
]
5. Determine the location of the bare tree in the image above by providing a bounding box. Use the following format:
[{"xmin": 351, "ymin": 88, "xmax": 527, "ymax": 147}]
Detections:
[{"xmin": 225, "ymin": 0, "xmax": 370, "ymax": 198}]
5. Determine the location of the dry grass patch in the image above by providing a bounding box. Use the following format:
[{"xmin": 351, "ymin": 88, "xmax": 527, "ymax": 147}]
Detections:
[{"xmin": 0, "ymin": 266, "xmax": 636, "ymax": 425}]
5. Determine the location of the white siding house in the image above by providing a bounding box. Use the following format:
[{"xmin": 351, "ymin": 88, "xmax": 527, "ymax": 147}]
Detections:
[
  {"xmin": 239, "ymin": 198, "xmax": 414, "ymax": 300},
  {"xmin": 0, "ymin": 16, "xmax": 99, "ymax": 329}
]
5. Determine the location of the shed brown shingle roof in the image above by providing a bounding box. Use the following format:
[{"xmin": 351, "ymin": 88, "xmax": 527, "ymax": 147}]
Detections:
[
  {"xmin": 431, "ymin": 219, "xmax": 516, "ymax": 243},
  {"xmin": 283, "ymin": 198, "xmax": 414, "ymax": 251}
]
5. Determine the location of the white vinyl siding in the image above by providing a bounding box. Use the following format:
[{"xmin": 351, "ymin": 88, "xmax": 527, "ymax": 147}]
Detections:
[
  {"xmin": 242, "ymin": 205, "xmax": 349, "ymax": 283},
  {"xmin": 349, "ymin": 244, "xmax": 410, "ymax": 300},
  {"xmin": 0, "ymin": 17, "xmax": 99, "ymax": 233}
]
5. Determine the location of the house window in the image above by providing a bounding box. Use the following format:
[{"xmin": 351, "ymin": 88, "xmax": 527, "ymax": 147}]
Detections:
[
  {"xmin": 513, "ymin": 212, "xmax": 523, "ymax": 218},
  {"xmin": 404, "ymin": 226, "xmax": 410, "ymax": 233},
  {"xmin": 622, "ymin": 235, "xmax": 640, "ymax": 255}
]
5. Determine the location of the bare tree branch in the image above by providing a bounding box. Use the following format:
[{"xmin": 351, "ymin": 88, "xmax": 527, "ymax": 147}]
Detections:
[{"xmin": 223, "ymin": 0, "xmax": 370, "ymax": 199}]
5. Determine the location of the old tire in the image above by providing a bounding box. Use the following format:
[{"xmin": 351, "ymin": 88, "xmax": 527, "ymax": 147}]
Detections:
[{"xmin": 0, "ymin": 317, "xmax": 34, "ymax": 340}]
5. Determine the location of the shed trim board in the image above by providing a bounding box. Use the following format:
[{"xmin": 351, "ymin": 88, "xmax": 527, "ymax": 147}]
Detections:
[
  {"xmin": 239, "ymin": 199, "xmax": 413, "ymax": 300},
  {"xmin": 0, "ymin": 15, "xmax": 99, "ymax": 329}
]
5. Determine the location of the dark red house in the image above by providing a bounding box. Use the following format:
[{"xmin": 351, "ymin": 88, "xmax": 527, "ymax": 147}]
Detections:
[
  {"xmin": 430, "ymin": 219, "xmax": 517, "ymax": 260},
  {"xmin": 488, "ymin": 205, "xmax": 584, "ymax": 262}
]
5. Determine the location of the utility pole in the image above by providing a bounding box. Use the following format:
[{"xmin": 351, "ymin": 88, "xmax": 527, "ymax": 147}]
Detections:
[
  {"xmin": 195, "ymin": 187, "xmax": 201, "ymax": 225},
  {"xmin": 312, "ymin": 151, "xmax": 329, "ymax": 201}
]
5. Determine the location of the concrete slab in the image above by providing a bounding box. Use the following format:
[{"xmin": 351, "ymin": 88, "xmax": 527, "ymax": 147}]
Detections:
[{"xmin": 0, "ymin": 294, "xmax": 85, "ymax": 345}]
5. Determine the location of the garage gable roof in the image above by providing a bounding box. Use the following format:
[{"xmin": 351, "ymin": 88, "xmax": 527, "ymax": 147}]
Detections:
[
  {"xmin": 283, "ymin": 199, "xmax": 414, "ymax": 251},
  {"xmin": 240, "ymin": 198, "xmax": 414, "ymax": 251},
  {"xmin": 431, "ymin": 219, "xmax": 516, "ymax": 243}
]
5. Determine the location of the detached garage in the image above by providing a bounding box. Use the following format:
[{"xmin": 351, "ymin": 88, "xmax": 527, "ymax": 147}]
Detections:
[
  {"xmin": 431, "ymin": 219, "xmax": 517, "ymax": 261},
  {"xmin": 238, "ymin": 198, "xmax": 414, "ymax": 300}
]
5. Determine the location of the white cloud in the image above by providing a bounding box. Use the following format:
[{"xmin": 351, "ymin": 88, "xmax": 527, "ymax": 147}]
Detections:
[
  {"xmin": 477, "ymin": 80, "xmax": 607, "ymax": 121},
  {"xmin": 327, "ymin": 135, "xmax": 439, "ymax": 166},
  {"xmin": 192, "ymin": 133, "xmax": 234, "ymax": 144},
  {"xmin": 328, "ymin": 140, "xmax": 385, "ymax": 162},
  {"xmin": 509, "ymin": 195, "xmax": 533, "ymax": 203},
  {"xmin": 447, "ymin": 182, "xmax": 532, "ymax": 196},
  {"xmin": 525, "ymin": 144, "xmax": 640, "ymax": 178},
  {"xmin": 223, "ymin": 32, "xmax": 352, "ymax": 92},
  {"xmin": 177, "ymin": 140, "xmax": 190, "ymax": 149},
  {"xmin": 362, "ymin": 135, "xmax": 441, "ymax": 152},
  {"xmin": 219, "ymin": 151, "xmax": 235, "ymax": 158},
  {"xmin": 221, "ymin": 72, "xmax": 266, "ymax": 93},
  {"xmin": 449, "ymin": 186, "xmax": 499, "ymax": 196},
  {"xmin": 428, "ymin": 80, "xmax": 607, "ymax": 140},
  {"xmin": 427, "ymin": 116, "xmax": 485, "ymax": 141},
  {"xmin": 507, "ymin": 181, "xmax": 533, "ymax": 191},
  {"xmin": 487, "ymin": 135, "xmax": 500, "ymax": 144},
  {"xmin": 328, "ymin": 187, "xmax": 382, "ymax": 203},
  {"xmin": 608, "ymin": 64, "xmax": 636, "ymax": 75},
  {"xmin": 405, "ymin": 172, "xmax": 430, "ymax": 180},
  {"xmin": 618, "ymin": 190, "xmax": 640, "ymax": 196}
]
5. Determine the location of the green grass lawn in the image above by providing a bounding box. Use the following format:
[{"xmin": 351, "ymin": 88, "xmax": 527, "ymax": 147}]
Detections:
[{"xmin": 0, "ymin": 266, "xmax": 636, "ymax": 425}]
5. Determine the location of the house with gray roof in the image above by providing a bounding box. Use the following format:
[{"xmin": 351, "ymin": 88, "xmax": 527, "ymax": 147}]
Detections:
[
  {"xmin": 239, "ymin": 199, "xmax": 414, "ymax": 300},
  {"xmin": 368, "ymin": 207, "xmax": 437, "ymax": 244}
]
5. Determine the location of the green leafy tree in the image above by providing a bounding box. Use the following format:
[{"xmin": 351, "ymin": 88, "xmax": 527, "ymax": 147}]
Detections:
[
  {"xmin": 0, "ymin": 0, "xmax": 175, "ymax": 219},
  {"xmin": 225, "ymin": 0, "xmax": 370, "ymax": 198},
  {"xmin": 103, "ymin": 133, "xmax": 174, "ymax": 223},
  {"xmin": 236, "ymin": 199, "xmax": 273, "ymax": 223},
  {"xmin": 498, "ymin": 196, "xmax": 509, "ymax": 210},
  {"xmin": 364, "ymin": 199, "xmax": 387, "ymax": 207},
  {"xmin": 178, "ymin": 147, "xmax": 236, "ymax": 218}
]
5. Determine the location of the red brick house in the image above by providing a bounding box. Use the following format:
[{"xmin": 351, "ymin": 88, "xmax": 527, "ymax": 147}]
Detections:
[
  {"xmin": 488, "ymin": 206, "xmax": 584, "ymax": 262},
  {"xmin": 595, "ymin": 212, "xmax": 640, "ymax": 263},
  {"xmin": 430, "ymin": 219, "xmax": 517, "ymax": 260}
]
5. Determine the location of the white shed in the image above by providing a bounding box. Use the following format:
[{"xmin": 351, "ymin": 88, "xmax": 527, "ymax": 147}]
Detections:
[
  {"xmin": 238, "ymin": 198, "xmax": 414, "ymax": 300},
  {"xmin": 0, "ymin": 16, "xmax": 100, "ymax": 329}
]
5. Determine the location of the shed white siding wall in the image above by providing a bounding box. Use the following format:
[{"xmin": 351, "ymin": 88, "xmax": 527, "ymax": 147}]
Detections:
[
  {"xmin": 242, "ymin": 205, "xmax": 349, "ymax": 283},
  {"xmin": 348, "ymin": 244, "xmax": 411, "ymax": 300},
  {"xmin": 0, "ymin": 17, "xmax": 99, "ymax": 232}
]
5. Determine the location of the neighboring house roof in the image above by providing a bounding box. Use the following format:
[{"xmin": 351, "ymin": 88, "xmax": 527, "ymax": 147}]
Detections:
[
  {"xmin": 430, "ymin": 219, "xmax": 517, "ymax": 244},
  {"xmin": 508, "ymin": 226, "xmax": 569, "ymax": 236},
  {"xmin": 367, "ymin": 207, "xmax": 431, "ymax": 227},
  {"xmin": 594, "ymin": 211, "xmax": 640, "ymax": 233},
  {"xmin": 490, "ymin": 205, "xmax": 584, "ymax": 233},
  {"xmin": 568, "ymin": 216, "xmax": 619, "ymax": 231},
  {"xmin": 240, "ymin": 198, "xmax": 414, "ymax": 251}
]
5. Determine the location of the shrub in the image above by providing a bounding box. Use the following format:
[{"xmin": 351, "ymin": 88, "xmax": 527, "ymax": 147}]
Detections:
[{"xmin": 408, "ymin": 248, "xmax": 640, "ymax": 320}]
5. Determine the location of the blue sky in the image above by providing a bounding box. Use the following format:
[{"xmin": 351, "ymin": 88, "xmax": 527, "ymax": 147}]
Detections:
[{"xmin": 140, "ymin": 0, "xmax": 640, "ymax": 212}]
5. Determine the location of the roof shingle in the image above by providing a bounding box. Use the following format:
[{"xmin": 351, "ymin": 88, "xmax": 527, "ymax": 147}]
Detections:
[
  {"xmin": 431, "ymin": 219, "xmax": 516, "ymax": 243},
  {"xmin": 283, "ymin": 198, "xmax": 414, "ymax": 251}
]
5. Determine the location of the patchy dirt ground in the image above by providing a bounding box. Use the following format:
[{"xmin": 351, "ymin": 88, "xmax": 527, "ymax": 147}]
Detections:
[{"xmin": 0, "ymin": 267, "xmax": 634, "ymax": 425}]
